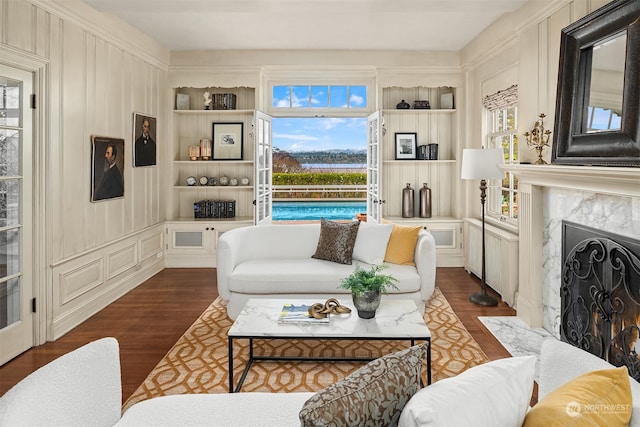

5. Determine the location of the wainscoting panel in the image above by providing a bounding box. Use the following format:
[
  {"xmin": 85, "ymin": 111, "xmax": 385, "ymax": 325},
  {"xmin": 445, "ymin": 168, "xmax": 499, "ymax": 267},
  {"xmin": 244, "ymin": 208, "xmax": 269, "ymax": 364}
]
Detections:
[
  {"xmin": 107, "ymin": 243, "xmax": 138, "ymax": 280},
  {"xmin": 59, "ymin": 258, "xmax": 104, "ymax": 305},
  {"xmin": 140, "ymin": 231, "xmax": 164, "ymax": 262},
  {"xmin": 50, "ymin": 225, "xmax": 165, "ymax": 340}
]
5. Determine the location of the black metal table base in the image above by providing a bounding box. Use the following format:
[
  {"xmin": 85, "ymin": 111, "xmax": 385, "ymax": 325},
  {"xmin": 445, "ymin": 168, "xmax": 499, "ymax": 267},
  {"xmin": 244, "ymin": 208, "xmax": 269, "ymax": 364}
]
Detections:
[{"xmin": 228, "ymin": 336, "xmax": 431, "ymax": 393}]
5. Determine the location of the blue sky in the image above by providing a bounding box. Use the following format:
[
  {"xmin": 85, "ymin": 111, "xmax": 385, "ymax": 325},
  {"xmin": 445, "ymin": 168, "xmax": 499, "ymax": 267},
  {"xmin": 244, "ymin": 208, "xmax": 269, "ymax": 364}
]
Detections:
[{"xmin": 273, "ymin": 117, "xmax": 367, "ymax": 152}]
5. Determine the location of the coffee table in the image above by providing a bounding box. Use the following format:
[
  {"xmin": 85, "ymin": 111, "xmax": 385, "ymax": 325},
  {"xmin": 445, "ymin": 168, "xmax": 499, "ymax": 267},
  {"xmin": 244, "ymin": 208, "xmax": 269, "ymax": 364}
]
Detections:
[{"xmin": 227, "ymin": 298, "xmax": 431, "ymax": 392}]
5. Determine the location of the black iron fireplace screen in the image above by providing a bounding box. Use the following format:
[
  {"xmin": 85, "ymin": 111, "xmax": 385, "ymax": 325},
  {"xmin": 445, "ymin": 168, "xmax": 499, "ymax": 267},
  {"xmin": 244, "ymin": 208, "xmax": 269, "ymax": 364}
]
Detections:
[{"xmin": 561, "ymin": 221, "xmax": 640, "ymax": 381}]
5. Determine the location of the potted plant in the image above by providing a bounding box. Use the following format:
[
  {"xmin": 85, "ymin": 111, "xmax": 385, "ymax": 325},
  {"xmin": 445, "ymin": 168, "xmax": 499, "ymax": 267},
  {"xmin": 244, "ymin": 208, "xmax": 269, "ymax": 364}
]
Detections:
[{"xmin": 339, "ymin": 264, "xmax": 398, "ymax": 319}]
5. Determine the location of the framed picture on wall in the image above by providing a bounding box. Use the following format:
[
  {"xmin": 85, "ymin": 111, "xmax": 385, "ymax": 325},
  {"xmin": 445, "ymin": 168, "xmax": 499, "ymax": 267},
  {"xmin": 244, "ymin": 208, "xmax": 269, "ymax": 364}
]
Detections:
[
  {"xmin": 91, "ymin": 135, "xmax": 125, "ymax": 202},
  {"xmin": 212, "ymin": 122, "xmax": 244, "ymax": 160},
  {"xmin": 132, "ymin": 113, "xmax": 157, "ymax": 167},
  {"xmin": 395, "ymin": 132, "xmax": 417, "ymax": 159}
]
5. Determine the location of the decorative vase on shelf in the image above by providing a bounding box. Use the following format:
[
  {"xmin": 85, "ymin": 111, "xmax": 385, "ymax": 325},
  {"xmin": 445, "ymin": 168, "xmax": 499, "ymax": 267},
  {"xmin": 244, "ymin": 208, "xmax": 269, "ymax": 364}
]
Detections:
[
  {"xmin": 419, "ymin": 183, "xmax": 432, "ymax": 218},
  {"xmin": 352, "ymin": 290, "xmax": 381, "ymax": 319},
  {"xmin": 402, "ymin": 183, "xmax": 414, "ymax": 218}
]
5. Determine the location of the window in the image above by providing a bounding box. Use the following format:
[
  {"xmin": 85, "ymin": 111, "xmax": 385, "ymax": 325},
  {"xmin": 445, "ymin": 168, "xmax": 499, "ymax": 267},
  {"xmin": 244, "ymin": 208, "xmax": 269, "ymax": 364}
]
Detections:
[
  {"xmin": 586, "ymin": 106, "xmax": 622, "ymax": 131},
  {"xmin": 486, "ymin": 105, "xmax": 518, "ymax": 223},
  {"xmin": 271, "ymin": 85, "xmax": 368, "ymax": 111}
]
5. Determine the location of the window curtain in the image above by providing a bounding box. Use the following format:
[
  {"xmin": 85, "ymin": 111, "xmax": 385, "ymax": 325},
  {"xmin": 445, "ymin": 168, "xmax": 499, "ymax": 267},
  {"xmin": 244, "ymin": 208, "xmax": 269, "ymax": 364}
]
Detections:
[{"xmin": 483, "ymin": 84, "xmax": 518, "ymax": 111}]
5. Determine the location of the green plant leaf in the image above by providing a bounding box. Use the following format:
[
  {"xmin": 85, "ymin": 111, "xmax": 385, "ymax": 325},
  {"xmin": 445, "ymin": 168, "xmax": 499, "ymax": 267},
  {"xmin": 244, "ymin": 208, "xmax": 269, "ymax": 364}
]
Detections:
[{"xmin": 338, "ymin": 264, "xmax": 399, "ymax": 296}]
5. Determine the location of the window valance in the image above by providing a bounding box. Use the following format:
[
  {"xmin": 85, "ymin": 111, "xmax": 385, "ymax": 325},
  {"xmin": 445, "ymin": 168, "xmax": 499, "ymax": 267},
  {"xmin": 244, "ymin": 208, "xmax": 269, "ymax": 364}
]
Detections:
[{"xmin": 483, "ymin": 85, "xmax": 518, "ymax": 111}]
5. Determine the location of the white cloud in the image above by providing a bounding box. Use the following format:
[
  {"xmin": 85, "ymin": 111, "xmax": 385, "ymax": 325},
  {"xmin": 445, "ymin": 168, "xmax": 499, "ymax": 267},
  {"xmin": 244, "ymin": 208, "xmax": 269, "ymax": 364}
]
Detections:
[{"xmin": 350, "ymin": 94, "xmax": 364, "ymax": 106}]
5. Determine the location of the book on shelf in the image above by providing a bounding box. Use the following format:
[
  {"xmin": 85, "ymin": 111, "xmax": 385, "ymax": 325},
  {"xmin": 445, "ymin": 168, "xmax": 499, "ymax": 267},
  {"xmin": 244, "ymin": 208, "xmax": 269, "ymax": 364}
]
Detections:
[{"xmin": 278, "ymin": 303, "xmax": 329, "ymax": 324}]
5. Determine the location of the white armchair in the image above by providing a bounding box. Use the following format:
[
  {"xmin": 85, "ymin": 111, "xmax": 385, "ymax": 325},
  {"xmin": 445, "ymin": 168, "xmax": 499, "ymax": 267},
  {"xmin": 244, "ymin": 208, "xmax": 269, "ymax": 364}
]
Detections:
[{"xmin": 0, "ymin": 337, "xmax": 122, "ymax": 426}]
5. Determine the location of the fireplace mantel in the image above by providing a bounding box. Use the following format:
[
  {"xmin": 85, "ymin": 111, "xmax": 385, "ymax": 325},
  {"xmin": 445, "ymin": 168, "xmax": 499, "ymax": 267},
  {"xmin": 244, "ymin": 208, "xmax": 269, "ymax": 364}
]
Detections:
[
  {"xmin": 505, "ymin": 164, "xmax": 639, "ymax": 328},
  {"xmin": 503, "ymin": 164, "xmax": 640, "ymax": 197}
]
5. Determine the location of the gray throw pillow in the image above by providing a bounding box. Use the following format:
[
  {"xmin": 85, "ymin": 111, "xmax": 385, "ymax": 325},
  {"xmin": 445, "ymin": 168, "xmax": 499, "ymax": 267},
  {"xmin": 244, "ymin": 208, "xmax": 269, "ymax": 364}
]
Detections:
[
  {"xmin": 299, "ymin": 343, "xmax": 428, "ymax": 427},
  {"xmin": 311, "ymin": 218, "xmax": 360, "ymax": 265}
]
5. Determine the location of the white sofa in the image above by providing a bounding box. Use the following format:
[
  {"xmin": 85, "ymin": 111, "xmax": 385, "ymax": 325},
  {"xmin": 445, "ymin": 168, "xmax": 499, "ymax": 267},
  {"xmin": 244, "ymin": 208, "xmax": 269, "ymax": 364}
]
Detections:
[
  {"xmin": 216, "ymin": 222, "xmax": 437, "ymax": 319},
  {"xmin": 2, "ymin": 337, "xmax": 639, "ymax": 426}
]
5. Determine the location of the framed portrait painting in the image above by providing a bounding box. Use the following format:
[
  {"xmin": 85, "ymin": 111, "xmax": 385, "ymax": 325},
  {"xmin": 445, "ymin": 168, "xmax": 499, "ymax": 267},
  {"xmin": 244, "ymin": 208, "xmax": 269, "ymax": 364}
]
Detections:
[
  {"xmin": 212, "ymin": 122, "xmax": 244, "ymax": 160},
  {"xmin": 132, "ymin": 113, "xmax": 157, "ymax": 167},
  {"xmin": 91, "ymin": 135, "xmax": 125, "ymax": 202},
  {"xmin": 395, "ymin": 132, "xmax": 417, "ymax": 160}
]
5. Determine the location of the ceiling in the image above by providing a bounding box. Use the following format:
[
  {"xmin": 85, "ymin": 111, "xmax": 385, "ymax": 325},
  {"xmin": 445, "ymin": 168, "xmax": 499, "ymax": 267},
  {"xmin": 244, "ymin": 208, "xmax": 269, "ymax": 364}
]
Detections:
[{"xmin": 82, "ymin": 0, "xmax": 528, "ymax": 51}]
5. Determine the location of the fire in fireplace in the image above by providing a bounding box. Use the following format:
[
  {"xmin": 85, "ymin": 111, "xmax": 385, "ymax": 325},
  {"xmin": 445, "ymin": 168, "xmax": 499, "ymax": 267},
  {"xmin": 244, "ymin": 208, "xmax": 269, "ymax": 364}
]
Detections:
[{"xmin": 561, "ymin": 221, "xmax": 640, "ymax": 381}]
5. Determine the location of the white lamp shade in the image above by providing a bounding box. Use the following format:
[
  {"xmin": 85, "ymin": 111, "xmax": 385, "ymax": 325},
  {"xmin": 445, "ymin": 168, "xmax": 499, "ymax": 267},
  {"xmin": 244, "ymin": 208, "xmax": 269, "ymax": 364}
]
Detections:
[{"xmin": 460, "ymin": 148, "xmax": 505, "ymax": 180}]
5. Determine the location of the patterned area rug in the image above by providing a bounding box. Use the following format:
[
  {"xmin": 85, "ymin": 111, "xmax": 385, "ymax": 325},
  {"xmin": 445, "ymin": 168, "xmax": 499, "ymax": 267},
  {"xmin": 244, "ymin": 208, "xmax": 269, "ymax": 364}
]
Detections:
[{"xmin": 123, "ymin": 288, "xmax": 488, "ymax": 411}]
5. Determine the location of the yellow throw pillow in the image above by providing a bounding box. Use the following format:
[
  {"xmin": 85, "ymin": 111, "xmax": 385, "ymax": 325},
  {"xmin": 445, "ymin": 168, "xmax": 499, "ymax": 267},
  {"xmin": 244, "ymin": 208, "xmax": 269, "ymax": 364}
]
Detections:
[
  {"xmin": 523, "ymin": 366, "xmax": 632, "ymax": 427},
  {"xmin": 384, "ymin": 225, "xmax": 422, "ymax": 266}
]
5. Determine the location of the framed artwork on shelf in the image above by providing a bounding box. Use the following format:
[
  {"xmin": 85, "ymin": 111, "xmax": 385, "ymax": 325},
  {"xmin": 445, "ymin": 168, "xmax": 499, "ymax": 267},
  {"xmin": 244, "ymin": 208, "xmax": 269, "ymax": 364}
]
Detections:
[
  {"xmin": 395, "ymin": 132, "xmax": 417, "ymax": 160},
  {"xmin": 91, "ymin": 135, "xmax": 125, "ymax": 202},
  {"xmin": 176, "ymin": 93, "xmax": 190, "ymax": 110},
  {"xmin": 212, "ymin": 122, "xmax": 244, "ymax": 160},
  {"xmin": 132, "ymin": 113, "xmax": 157, "ymax": 167}
]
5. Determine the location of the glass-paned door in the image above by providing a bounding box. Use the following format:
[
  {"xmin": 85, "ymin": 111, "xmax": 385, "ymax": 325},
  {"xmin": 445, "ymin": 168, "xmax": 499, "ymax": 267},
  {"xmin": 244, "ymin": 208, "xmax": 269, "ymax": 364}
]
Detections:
[
  {"xmin": 366, "ymin": 111, "xmax": 382, "ymax": 223},
  {"xmin": 254, "ymin": 111, "xmax": 273, "ymax": 225},
  {"xmin": 0, "ymin": 65, "xmax": 34, "ymax": 365}
]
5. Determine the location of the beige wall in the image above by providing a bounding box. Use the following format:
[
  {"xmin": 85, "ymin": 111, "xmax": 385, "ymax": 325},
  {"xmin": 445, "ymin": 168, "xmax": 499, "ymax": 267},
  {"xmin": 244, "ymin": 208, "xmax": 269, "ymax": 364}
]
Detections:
[
  {"xmin": 1, "ymin": 0, "xmax": 620, "ymax": 341},
  {"xmin": 1, "ymin": 0, "xmax": 170, "ymax": 340},
  {"xmin": 458, "ymin": 0, "xmax": 611, "ymax": 220}
]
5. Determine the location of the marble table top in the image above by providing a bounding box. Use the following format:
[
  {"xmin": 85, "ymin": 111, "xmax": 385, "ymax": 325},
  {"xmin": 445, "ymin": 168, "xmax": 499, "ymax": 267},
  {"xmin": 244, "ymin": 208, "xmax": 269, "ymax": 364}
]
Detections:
[{"xmin": 228, "ymin": 298, "xmax": 431, "ymax": 339}]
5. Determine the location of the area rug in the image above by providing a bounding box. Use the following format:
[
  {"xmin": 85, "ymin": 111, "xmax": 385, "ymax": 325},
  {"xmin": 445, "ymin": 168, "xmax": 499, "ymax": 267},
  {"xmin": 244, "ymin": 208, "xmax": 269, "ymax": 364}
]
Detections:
[{"xmin": 123, "ymin": 288, "xmax": 488, "ymax": 411}]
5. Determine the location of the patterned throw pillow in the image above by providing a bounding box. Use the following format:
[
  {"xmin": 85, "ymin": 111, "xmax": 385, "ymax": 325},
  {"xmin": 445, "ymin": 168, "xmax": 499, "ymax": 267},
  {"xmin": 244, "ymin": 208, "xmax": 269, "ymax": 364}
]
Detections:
[
  {"xmin": 299, "ymin": 343, "xmax": 427, "ymax": 427},
  {"xmin": 311, "ymin": 218, "xmax": 360, "ymax": 265}
]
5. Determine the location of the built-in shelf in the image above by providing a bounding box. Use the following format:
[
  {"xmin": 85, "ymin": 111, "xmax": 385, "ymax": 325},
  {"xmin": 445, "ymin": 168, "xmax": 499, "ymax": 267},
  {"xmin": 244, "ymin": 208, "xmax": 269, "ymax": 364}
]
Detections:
[
  {"xmin": 173, "ymin": 109, "xmax": 255, "ymax": 115},
  {"xmin": 382, "ymin": 109, "xmax": 456, "ymax": 114}
]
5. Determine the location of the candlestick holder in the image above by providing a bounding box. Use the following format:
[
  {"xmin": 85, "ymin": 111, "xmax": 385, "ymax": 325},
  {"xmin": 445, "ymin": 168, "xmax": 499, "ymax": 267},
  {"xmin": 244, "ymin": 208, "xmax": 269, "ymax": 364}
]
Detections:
[{"xmin": 524, "ymin": 113, "xmax": 552, "ymax": 165}]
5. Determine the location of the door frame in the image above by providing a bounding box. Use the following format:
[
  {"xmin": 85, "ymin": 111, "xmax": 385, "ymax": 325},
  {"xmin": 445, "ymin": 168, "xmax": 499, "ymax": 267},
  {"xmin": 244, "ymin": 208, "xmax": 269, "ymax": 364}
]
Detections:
[{"xmin": 1, "ymin": 46, "xmax": 49, "ymax": 348}]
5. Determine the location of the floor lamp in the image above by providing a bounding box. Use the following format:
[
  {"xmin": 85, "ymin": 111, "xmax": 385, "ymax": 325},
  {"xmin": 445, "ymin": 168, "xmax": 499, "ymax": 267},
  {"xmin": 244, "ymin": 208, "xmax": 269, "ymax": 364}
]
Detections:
[{"xmin": 461, "ymin": 148, "xmax": 505, "ymax": 307}]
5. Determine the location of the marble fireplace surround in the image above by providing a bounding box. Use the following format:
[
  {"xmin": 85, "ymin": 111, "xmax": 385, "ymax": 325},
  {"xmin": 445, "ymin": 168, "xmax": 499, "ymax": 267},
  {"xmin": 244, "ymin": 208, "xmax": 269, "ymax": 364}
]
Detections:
[{"xmin": 504, "ymin": 164, "xmax": 640, "ymax": 338}]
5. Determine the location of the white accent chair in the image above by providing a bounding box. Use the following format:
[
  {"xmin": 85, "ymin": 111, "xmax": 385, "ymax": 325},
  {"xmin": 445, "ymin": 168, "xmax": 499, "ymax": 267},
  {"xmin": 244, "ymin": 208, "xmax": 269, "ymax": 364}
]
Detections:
[{"xmin": 0, "ymin": 338, "xmax": 122, "ymax": 426}]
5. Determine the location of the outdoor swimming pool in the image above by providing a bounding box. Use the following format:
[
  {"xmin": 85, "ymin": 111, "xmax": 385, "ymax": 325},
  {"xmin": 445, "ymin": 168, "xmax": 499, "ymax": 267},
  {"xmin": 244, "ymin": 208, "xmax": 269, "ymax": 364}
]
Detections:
[{"xmin": 272, "ymin": 201, "xmax": 366, "ymax": 221}]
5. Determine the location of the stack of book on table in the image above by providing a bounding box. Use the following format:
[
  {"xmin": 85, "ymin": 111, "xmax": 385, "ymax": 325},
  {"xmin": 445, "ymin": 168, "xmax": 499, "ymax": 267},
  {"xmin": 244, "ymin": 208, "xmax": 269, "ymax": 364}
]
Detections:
[{"xmin": 278, "ymin": 303, "xmax": 329, "ymax": 324}]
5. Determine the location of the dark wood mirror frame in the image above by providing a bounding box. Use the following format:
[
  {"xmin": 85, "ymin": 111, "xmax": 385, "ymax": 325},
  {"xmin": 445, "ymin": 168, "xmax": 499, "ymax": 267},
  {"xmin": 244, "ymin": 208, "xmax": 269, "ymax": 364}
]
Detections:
[{"xmin": 551, "ymin": 0, "xmax": 640, "ymax": 167}]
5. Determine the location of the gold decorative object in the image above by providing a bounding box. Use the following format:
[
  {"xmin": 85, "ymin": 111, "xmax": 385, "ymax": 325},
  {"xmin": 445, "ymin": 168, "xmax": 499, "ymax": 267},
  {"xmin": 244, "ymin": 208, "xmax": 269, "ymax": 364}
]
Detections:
[
  {"xmin": 199, "ymin": 138, "xmax": 212, "ymax": 160},
  {"xmin": 188, "ymin": 145, "xmax": 200, "ymax": 161},
  {"xmin": 308, "ymin": 298, "xmax": 352, "ymax": 319},
  {"xmin": 524, "ymin": 113, "xmax": 552, "ymax": 165}
]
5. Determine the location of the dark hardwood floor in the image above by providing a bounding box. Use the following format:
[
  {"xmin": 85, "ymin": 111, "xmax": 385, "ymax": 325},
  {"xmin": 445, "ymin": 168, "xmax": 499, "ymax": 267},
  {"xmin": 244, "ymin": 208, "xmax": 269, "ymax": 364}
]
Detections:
[{"xmin": 0, "ymin": 267, "xmax": 515, "ymax": 401}]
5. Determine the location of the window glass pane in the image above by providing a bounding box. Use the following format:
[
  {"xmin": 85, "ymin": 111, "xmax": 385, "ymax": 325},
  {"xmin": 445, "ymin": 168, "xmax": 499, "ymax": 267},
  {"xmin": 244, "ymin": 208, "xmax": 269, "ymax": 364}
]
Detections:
[
  {"xmin": 610, "ymin": 112, "xmax": 622, "ymax": 129},
  {"xmin": 0, "ymin": 179, "xmax": 19, "ymax": 228},
  {"xmin": 292, "ymin": 86, "xmax": 310, "ymax": 107},
  {"xmin": 311, "ymin": 86, "xmax": 328, "ymax": 108},
  {"xmin": 506, "ymin": 106, "xmax": 517, "ymax": 130},
  {"xmin": 501, "ymin": 190, "xmax": 511, "ymax": 216},
  {"xmin": 496, "ymin": 109, "xmax": 505, "ymax": 131},
  {"xmin": 0, "ymin": 129, "xmax": 19, "ymax": 176},
  {"xmin": 0, "ymin": 277, "xmax": 21, "ymax": 328},
  {"xmin": 330, "ymin": 85, "xmax": 348, "ymax": 108},
  {"xmin": 513, "ymin": 192, "xmax": 519, "ymax": 218},
  {"xmin": 0, "ymin": 229, "xmax": 20, "ymax": 278},
  {"xmin": 272, "ymin": 86, "xmax": 290, "ymax": 108},
  {"xmin": 349, "ymin": 85, "xmax": 367, "ymax": 108},
  {"xmin": 512, "ymin": 135, "xmax": 519, "ymax": 163},
  {"xmin": 0, "ymin": 80, "xmax": 20, "ymax": 127}
]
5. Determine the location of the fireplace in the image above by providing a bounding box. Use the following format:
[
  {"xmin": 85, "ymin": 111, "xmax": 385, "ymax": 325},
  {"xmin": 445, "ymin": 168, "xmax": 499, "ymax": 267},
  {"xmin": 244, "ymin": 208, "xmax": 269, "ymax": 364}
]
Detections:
[{"xmin": 560, "ymin": 220, "xmax": 640, "ymax": 381}]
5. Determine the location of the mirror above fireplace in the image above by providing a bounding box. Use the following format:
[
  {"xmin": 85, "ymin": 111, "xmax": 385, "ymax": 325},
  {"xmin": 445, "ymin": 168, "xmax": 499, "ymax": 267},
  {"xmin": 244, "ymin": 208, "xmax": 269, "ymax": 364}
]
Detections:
[{"xmin": 551, "ymin": 0, "xmax": 640, "ymax": 167}]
